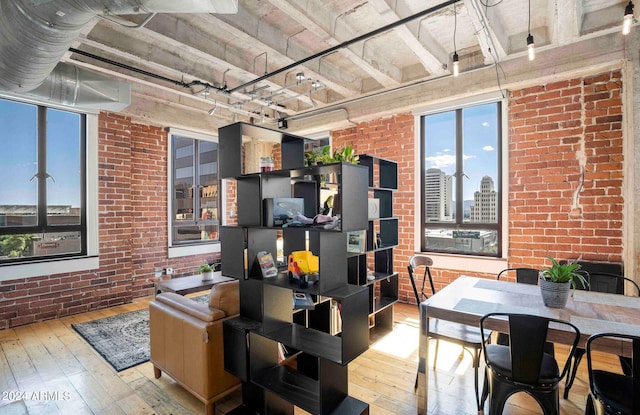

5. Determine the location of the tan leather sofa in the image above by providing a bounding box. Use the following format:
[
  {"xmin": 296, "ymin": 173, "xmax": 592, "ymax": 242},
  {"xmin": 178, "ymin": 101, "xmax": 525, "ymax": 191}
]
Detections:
[{"xmin": 149, "ymin": 280, "xmax": 241, "ymax": 415}]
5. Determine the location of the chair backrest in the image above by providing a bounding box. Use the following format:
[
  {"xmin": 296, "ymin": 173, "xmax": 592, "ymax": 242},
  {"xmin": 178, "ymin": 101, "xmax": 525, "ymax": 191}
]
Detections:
[
  {"xmin": 586, "ymin": 332, "xmax": 640, "ymax": 411},
  {"xmin": 480, "ymin": 312, "xmax": 580, "ymax": 384},
  {"xmin": 582, "ymin": 272, "xmax": 640, "ymax": 296},
  {"xmin": 407, "ymin": 255, "xmax": 436, "ymax": 307},
  {"xmin": 496, "ymin": 268, "xmax": 539, "ymax": 285}
]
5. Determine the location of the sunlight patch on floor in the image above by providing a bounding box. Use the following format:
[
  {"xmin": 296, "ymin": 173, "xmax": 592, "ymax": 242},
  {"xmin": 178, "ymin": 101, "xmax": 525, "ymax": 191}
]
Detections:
[
  {"xmin": 370, "ymin": 323, "xmax": 418, "ymax": 359},
  {"xmin": 428, "ymin": 340, "xmax": 473, "ymax": 374}
]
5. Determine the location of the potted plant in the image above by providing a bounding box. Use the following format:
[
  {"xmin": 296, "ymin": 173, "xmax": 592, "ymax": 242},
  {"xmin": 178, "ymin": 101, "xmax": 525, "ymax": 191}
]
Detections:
[
  {"xmin": 199, "ymin": 263, "xmax": 214, "ymax": 281},
  {"xmin": 332, "ymin": 145, "xmax": 359, "ymax": 164},
  {"xmin": 539, "ymin": 256, "xmax": 588, "ymax": 308}
]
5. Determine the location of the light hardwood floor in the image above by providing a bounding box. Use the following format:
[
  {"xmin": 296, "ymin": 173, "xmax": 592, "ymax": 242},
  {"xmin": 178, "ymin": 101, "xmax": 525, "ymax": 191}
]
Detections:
[{"xmin": 0, "ymin": 298, "xmax": 615, "ymax": 415}]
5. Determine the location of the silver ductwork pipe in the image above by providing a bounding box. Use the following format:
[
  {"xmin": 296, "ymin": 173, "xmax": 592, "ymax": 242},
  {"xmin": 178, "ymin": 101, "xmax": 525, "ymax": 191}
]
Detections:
[
  {"xmin": 30, "ymin": 62, "xmax": 132, "ymax": 111},
  {"xmin": 0, "ymin": 0, "xmax": 238, "ymax": 94}
]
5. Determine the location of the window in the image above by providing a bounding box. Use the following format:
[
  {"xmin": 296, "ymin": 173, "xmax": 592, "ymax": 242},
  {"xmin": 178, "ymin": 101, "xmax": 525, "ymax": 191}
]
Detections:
[
  {"xmin": 0, "ymin": 98, "xmax": 87, "ymax": 263},
  {"xmin": 420, "ymin": 101, "xmax": 502, "ymax": 257},
  {"xmin": 170, "ymin": 131, "xmax": 219, "ymax": 246}
]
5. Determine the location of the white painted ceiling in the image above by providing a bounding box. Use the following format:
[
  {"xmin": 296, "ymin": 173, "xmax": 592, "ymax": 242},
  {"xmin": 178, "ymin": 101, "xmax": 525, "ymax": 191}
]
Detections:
[{"xmin": 62, "ymin": 0, "xmax": 632, "ymax": 132}]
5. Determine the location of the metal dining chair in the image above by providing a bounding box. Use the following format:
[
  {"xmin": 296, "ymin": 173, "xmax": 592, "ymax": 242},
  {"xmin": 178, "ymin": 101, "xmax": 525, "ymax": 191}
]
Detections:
[
  {"xmin": 585, "ymin": 332, "xmax": 640, "ymax": 415},
  {"xmin": 479, "ymin": 312, "xmax": 580, "ymax": 415},
  {"xmin": 407, "ymin": 254, "xmax": 490, "ymax": 411},
  {"xmin": 496, "ymin": 267, "xmax": 540, "ymax": 285},
  {"xmin": 495, "ymin": 268, "xmax": 555, "ymax": 355},
  {"xmin": 563, "ymin": 272, "xmax": 640, "ymax": 398}
]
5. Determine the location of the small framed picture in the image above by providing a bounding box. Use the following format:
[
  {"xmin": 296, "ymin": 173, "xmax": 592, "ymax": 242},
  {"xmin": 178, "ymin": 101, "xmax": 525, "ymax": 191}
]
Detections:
[{"xmin": 347, "ymin": 230, "xmax": 366, "ymax": 253}]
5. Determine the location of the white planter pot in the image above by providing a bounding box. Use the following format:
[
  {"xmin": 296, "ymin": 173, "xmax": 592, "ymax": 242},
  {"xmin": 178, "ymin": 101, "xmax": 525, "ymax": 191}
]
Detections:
[{"xmin": 201, "ymin": 271, "xmax": 214, "ymax": 281}]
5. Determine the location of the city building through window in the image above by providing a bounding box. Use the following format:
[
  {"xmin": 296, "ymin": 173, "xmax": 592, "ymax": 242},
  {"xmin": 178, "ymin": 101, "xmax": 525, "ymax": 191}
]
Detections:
[
  {"xmin": 0, "ymin": 98, "xmax": 86, "ymax": 263},
  {"xmin": 420, "ymin": 101, "xmax": 502, "ymax": 257},
  {"xmin": 170, "ymin": 131, "xmax": 220, "ymax": 245}
]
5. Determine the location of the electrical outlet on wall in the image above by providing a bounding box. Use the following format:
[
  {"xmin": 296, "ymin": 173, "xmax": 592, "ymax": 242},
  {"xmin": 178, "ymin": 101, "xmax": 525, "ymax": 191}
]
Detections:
[{"xmin": 164, "ymin": 267, "xmax": 173, "ymax": 276}]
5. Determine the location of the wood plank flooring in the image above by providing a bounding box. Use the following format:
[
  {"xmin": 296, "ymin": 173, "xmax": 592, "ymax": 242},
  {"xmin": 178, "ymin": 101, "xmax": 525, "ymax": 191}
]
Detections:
[{"xmin": 0, "ymin": 298, "xmax": 612, "ymax": 415}]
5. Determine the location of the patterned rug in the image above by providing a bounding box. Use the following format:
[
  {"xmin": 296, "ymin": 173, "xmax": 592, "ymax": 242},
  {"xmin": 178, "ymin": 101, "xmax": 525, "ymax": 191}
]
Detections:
[{"xmin": 72, "ymin": 294, "xmax": 209, "ymax": 371}]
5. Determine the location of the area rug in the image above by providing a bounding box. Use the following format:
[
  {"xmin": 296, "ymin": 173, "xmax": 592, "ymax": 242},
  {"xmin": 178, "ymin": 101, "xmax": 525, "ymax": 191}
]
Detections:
[{"xmin": 72, "ymin": 294, "xmax": 209, "ymax": 372}]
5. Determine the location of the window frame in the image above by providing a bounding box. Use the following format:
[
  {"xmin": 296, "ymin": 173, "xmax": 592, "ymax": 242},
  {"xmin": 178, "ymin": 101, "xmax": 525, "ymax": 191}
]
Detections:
[
  {"xmin": 167, "ymin": 128, "xmax": 222, "ymax": 258},
  {"xmin": 0, "ymin": 95, "xmax": 98, "ymax": 280},
  {"xmin": 0, "ymin": 100, "xmax": 88, "ymax": 264},
  {"xmin": 417, "ymin": 94, "xmax": 505, "ymax": 258}
]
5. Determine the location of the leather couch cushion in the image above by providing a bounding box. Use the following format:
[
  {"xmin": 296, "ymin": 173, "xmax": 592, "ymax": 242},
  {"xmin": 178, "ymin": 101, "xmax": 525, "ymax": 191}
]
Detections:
[
  {"xmin": 208, "ymin": 280, "xmax": 239, "ymax": 316},
  {"xmin": 156, "ymin": 292, "xmax": 225, "ymax": 322}
]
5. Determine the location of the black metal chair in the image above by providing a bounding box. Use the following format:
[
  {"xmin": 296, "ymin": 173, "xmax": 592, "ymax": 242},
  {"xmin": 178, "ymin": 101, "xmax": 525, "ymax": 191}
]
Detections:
[
  {"xmin": 479, "ymin": 312, "xmax": 580, "ymax": 415},
  {"xmin": 407, "ymin": 255, "xmax": 490, "ymax": 411},
  {"xmin": 585, "ymin": 332, "xmax": 640, "ymax": 415},
  {"xmin": 495, "ymin": 268, "xmax": 555, "ymax": 355},
  {"xmin": 496, "ymin": 267, "xmax": 540, "ymax": 285},
  {"xmin": 563, "ymin": 273, "xmax": 640, "ymax": 398}
]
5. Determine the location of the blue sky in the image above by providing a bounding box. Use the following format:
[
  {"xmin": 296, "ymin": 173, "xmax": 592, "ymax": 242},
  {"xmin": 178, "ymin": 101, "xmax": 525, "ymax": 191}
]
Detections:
[
  {"xmin": 0, "ymin": 100, "xmax": 81, "ymax": 207},
  {"xmin": 424, "ymin": 103, "xmax": 498, "ymax": 200}
]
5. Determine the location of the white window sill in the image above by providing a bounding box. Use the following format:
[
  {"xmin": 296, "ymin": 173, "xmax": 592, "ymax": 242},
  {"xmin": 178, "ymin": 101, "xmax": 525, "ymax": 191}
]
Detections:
[
  {"xmin": 168, "ymin": 242, "xmax": 221, "ymax": 258},
  {"xmin": 0, "ymin": 256, "xmax": 100, "ymax": 282},
  {"xmin": 422, "ymin": 252, "xmax": 508, "ymax": 275}
]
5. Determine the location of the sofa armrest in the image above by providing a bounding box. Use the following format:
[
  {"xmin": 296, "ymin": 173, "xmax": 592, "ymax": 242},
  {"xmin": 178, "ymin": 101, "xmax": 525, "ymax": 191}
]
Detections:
[{"xmin": 155, "ymin": 292, "xmax": 225, "ymax": 322}]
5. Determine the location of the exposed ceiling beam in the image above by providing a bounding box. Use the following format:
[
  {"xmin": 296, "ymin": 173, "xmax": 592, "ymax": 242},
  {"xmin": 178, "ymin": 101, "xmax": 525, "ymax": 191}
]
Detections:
[
  {"xmin": 76, "ymin": 32, "xmax": 299, "ymax": 114},
  {"xmin": 368, "ymin": 0, "xmax": 449, "ymax": 76},
  {"xmin": 267, "ymin": 0, "xmax": 401, "ymax": 86},
  {"xmin": 199, "ymin": 13, "xmax": 360, "ymax": 97},
  {"xmin": 118, "ymin": 15, "xmax": 318, "ymax": 109},
  {"xmin": 554, "ymin": 0, "xmax": 581, "ymax": 46},
  {"xmin": 463, "ymin": 0, "xmax": 508, "ymax": 62}
]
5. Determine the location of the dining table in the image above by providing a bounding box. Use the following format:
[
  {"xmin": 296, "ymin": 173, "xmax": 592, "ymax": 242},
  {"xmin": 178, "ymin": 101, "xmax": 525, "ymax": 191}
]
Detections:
[{"xmin": 416, "ymin": 275, "xmax": 640, "ymax": 414}]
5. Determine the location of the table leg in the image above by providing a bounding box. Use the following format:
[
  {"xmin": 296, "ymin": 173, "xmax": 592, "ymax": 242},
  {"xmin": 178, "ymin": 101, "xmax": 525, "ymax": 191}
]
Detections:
[{"xmin": 417, "ymin": 301, "xmax": 429, "ymax": 414}]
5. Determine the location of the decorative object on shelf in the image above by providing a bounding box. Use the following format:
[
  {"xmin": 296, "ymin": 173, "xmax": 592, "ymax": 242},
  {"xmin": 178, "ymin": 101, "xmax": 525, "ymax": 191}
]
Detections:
[
  {"xmin": 347, "ymin": 230, "xmax": 366, "ymax": 254},
  {"xmin": 287, "ymin": 250, "xmax": 319, "ymax": 287},
  {"xmin": 368, "ymin": 198, "xmax": 380, "ymax": 219},
  {"xmin": 263, "ymin": 197, "xmax": 305, "ymax": 227},
  {"xmin": 321, "ymin": 194, "xmax": 333, "ymax": 215},
  {"xmin": 199, "ymin": 263, "xmax": 214, "ymax": 281},
  {"xmin": 292, "ymin": 292, "xmax": 315, "ymax": 310},
  {"xmin": 540, "ymin": 256, "xmax": 588, "ymax": 308},
  {"xmin": 304, "ymin": 145, "xmax": 359, "ymax": 166},
  {"xmin": 256, "ymin": 251, "xmax": 278, "ymax": 279},
  {"xmin": 331, "ymin": 145, "xmax": 359, "ymax": 164},
  {"xmin": 259, "ymin": 156, "xmax": 274, "ymax": 172}
]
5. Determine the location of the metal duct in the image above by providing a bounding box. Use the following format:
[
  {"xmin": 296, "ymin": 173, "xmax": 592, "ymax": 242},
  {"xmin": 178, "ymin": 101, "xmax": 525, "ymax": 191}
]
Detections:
[
  {"xmin": 0, "ymin": 0, "xmax": 238, "ymax": 93},
  {"xmin": 30, "ymin": 62, "xmax": 131, "ymax": 111}
]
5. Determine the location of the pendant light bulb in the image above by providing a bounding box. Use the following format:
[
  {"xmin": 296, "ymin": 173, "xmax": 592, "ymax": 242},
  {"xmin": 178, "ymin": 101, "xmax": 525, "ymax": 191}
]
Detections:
[
  {"xmin": 527, "ymin": 34, "xmax": 535, "ymax": 61},
  {"xmin": 452, "ymin": 52, "xmax": 460, "ymax": 77},
  {"xmin": 623, "ymin": 1, "xmax": 634, "ymax": 35}
]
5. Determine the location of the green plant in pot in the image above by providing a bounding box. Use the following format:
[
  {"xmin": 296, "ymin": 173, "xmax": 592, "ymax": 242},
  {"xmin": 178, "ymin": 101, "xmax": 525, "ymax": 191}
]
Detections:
[
  {"xmin": 539, "ymin": 256, "xmax": 588, "ymax": 308},
  {"xmin": 332, "ymin": 145, "xmax": 359, "ymax": 164},
  {"xmin": 199, "ymin": 263, "xmax": 214, "ymax": 281}
]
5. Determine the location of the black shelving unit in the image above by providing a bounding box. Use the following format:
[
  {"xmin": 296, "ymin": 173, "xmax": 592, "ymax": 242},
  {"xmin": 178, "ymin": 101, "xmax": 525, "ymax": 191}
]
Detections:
[
  {"xmin": 348, "ymin": 155, "xmax": 399, "ymax": 338},
  {"xmin": 220, "ymin": 122, "xmax": 370, "ymax": 415}
]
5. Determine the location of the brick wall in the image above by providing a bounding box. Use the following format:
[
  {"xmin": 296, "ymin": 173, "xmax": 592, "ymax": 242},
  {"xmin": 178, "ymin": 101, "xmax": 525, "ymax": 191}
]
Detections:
[
  {"xmin": 509, "ymin": 71, "xmax": 623, "ymax": 268},
  {"xmin": 0, "ymin": 112, "xmax": 218, "ymax": 329},
  {"xmin": 332, "ymin": 70, "xmax": 624, "ymax": 304}
]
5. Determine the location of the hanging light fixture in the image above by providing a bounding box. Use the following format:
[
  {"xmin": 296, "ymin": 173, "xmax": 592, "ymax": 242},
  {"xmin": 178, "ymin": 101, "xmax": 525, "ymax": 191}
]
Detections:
[
  {"xmin": 452, "ymin": 52, "xmax": 460, "ymax": 77},
  {"xmin": 527, "ymin": 0, "xmax": 535, "ymax": 60},
  {"xmin": 452, "ymin": 3, "xmax": 459, "ymax": 77},
  {"xmin": 623, "ymin": 1, "xmax": 634, "ymax": 35},
  {"xmin": 295, "ymin": 72, "xmax": 305, "ymax": 82}
]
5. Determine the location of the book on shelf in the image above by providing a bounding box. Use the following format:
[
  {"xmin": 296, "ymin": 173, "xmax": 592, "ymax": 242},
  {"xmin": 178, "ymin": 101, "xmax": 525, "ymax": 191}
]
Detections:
[
  {"xmin": 330, "ymin": 299, "xmax": 342, "ymax": 335},
  {"xmin": 256, "ymin": 251, "xmax": 278, "ymax": 279},
  {"xmin": 293, "ymin": 292, "xmax": 315, "ymax": 310}
]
